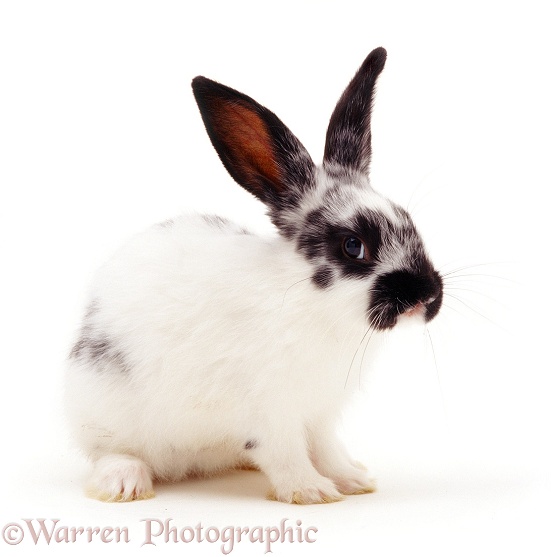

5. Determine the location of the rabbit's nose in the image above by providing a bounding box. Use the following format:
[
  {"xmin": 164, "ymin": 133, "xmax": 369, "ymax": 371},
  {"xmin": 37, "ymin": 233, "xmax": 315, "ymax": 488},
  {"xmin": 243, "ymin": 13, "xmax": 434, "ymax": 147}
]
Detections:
[{"xmin": 404, "ymin": 302, "xmax": 424, "ymax": 316}]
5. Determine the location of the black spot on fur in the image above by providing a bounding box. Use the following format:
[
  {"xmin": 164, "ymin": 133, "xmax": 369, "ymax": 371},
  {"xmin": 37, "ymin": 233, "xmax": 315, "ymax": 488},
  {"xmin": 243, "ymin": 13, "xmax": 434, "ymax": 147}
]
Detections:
[
  {"xmin": 312, "ymin": 266, "xmax": 334, "ymax": 289},
  {"xmin": 244, "ymin": 439, "xmax": 257, "ymax": 450}
]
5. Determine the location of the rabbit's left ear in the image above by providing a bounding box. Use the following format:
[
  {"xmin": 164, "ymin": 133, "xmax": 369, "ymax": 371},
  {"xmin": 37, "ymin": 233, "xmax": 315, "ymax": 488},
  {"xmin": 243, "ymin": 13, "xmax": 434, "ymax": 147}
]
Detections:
[
  {"xmin": 192, "ymin": 77, "xmax": 315, "ymax": 211},
  {"xmin": 324, "ymin": 47, "xmax": 387, "ymax": 177}
]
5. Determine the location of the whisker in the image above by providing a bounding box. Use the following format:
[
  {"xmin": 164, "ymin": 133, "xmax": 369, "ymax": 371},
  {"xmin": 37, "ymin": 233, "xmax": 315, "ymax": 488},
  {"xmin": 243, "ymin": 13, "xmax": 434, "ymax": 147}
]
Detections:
[
  {"xmin": 358, "ymin": 312, "xmax": 383, "ymax": 388},
  {"xmin": 441, "ymin": 301, "xmax": 467, "ymax": 317},
  {"xmin": 425, "ymin": 327, "xmax": 447, "ymax": 421},
  {"xmin": 344, "ymin": 303, "xmax": 384, "ymax": 390},
  {"xmin": 443, "ymin": 272, "xmax": 518, "ymax": 285},
  {"xmin": 345, "ymin": 325, "xmax": 373, "ymax": 390},
  {"xmin": 335, "ymin": 311, "xmax": 368, "ymax": 377},
  {"xmin": 319, "ymin": 295, "xmax": 367, "ymax": 343},
  {"xmin": 443, "ymin": 292, "xmax": 509, "ymax": 331},
  {"xmin": 438, "ymin": 261, "xmax": 510, "ymax": 276},
  {"xmin": 443, "ymin": 285, "xmax": 508, "ymax": 308},
  {"xmin": 279, "ymin": 277, "xmax": 311, "ymax": 310}
]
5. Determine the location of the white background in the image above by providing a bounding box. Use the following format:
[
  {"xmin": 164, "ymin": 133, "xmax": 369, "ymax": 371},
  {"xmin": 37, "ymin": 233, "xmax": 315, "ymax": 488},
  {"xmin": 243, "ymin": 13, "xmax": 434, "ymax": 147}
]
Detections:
[{"xmin": 1, "ymin": 1, "xmax": 549, "ymax": 555}]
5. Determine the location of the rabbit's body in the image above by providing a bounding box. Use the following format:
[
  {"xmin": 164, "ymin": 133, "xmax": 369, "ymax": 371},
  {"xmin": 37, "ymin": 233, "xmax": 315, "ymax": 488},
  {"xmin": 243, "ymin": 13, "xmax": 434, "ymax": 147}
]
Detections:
[
  {"xmin": 66, "ymin": 48, "xmax": 443, "ymax": 503},
  {"xmin": 67, "ymin": 211, "xmax": 381, "ymax": 502},
  {"xmin": 67, "ymin": 213, "xmax": 370, "ymax": 468}
]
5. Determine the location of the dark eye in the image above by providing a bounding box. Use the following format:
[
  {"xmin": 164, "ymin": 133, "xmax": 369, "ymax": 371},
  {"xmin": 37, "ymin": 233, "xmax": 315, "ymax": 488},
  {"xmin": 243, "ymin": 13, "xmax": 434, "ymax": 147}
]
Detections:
[{"xmin": 342, "ymin": 236, "xmax": 368, "ymax": 260}]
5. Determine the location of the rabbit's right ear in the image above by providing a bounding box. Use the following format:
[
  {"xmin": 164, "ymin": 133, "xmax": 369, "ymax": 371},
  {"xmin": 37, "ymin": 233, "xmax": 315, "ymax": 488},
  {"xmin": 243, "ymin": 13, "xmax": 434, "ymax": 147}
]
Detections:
[
  {"xmin": 192, "ymin": 77, "xmax": 315, "ymax": 212},
  {"xmin": 324, "ymin": 47, "xmax": 387, "ymax": 177}
]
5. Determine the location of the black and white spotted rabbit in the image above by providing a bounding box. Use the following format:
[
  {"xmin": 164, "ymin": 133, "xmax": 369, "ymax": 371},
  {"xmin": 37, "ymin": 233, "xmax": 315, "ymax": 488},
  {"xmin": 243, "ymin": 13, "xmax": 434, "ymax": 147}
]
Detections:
[{"xmin": 66, "ymin": 47, "xmax": 443, "ymax": 504}]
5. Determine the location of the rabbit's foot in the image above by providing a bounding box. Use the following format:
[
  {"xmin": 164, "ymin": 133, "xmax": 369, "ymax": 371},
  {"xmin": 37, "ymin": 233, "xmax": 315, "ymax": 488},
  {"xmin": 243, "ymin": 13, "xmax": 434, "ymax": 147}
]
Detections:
[
  {"xmin": 332, "ymin": 466, "xmax": 376, "ymax": 495},
  {"xmin": 87, "ymin": 454, "xmax": 155, "ymax": 502},
  {"xmin": 267, "ymin": 474, "xmax": 344, "ymax": 504}
]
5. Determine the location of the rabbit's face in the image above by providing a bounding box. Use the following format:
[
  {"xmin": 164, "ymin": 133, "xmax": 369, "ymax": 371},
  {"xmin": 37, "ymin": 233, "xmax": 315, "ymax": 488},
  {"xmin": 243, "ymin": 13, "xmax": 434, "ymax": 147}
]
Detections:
[{"xmin": 293, "ymin": 171, "xmax": 443, "ymax": 330}]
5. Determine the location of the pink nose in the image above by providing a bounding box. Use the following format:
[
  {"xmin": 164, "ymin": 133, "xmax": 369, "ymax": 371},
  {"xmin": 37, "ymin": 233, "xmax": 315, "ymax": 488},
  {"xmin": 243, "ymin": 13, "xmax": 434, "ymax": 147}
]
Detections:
[{"xmin": 404, "ymin": 303, "xmax": 424, "ymax": 316}]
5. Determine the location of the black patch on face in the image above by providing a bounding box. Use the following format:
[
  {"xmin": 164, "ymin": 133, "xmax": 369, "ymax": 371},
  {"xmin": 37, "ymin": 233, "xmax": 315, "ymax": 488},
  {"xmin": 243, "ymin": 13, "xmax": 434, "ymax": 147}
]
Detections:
[
  {"xmin": 244, "ymin": 439, "xmax": 257, "ymax": 450},
  {"xmin": 297, "ymin": 208, "xmax": 384, "ymax": 281},
  {"xmin": 369, "ymin": 269, "xmax": 443, "ymax": 330},
  {"xmin": 312, "ymin": 265, "xmax": 334, "ymax": 289}
]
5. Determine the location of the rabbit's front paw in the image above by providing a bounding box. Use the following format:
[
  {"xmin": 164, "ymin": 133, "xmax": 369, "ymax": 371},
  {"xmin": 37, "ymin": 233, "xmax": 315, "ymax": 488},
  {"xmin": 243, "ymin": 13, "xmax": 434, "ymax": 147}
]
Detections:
[
  {"xmin": 267, "ymin": 475, "xmax": 344, "ymax": 505},
  {"xmin": 332, "ymin": 466, "xmax": 376, "ymax": 495},
  {"xmin": 87, "ymin": 454, "xmax": 155, "ymax": 502}
]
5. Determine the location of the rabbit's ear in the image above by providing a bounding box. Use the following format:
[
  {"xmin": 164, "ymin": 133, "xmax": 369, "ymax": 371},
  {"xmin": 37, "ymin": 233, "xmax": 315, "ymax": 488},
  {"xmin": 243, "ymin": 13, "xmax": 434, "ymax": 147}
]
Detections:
[
  {"xmin": 192, "ymin": 77, "xmax": 315, "ymax": 211},
  {"xmin": 323, "ymin": 47, "xmax": 387, "ymax": 177}
]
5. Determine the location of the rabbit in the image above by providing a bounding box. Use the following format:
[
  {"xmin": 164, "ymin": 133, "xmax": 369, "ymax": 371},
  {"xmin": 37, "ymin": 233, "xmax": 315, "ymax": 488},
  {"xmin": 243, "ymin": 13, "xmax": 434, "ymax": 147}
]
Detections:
[{"xmin": 65, "ymin": 46, "xmax": 443, "ymax": 505}]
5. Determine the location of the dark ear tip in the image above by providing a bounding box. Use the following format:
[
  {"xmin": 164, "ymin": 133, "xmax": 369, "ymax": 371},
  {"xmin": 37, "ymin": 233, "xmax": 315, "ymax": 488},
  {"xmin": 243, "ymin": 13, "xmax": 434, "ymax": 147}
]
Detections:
[
  {"xmin": 360, "ymin": 46, "xmax": 386, "ymax": 76},
  {"xmin": 371, "ymin": 46, "xmax": 387, "ymax": 58},
  {"xmin": 366, "ymin": 47, "xmax": 387, "ymax": 74},
  {"xmin": 191, "ymin": 76, "xmax": 246, "ymax": 107},
  {"xmin": 191, "ymin": 76, "xmax": 212, "ymax": 96}
]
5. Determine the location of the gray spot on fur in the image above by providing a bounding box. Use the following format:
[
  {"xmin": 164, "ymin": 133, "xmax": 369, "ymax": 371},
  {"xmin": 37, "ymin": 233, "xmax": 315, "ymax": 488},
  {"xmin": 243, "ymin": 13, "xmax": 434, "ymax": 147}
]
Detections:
[
  {"xmin": 202, "ymin": 214, "xmax": 231, "ymax": 228},
  {"xmin": 157, "ymin": 218, "xmax": 175, "ymax": 229},
  {"xmin": 84, "ymin": 299, "xmax": 100, "ymax": 319},
  {"xmin": 70, "ymin": 300, "xmax": 130, "ymax": 373},
  {"xmin": 244, "ymin": 439, "xmax": 257, "ymax": 450},
  {"xmin": 70, "ymin": 330, "xmax": 130, "ymax": 373},
  {"xmin": 202, "ymin": 214, "xmax": 252, "ymax": 235}
]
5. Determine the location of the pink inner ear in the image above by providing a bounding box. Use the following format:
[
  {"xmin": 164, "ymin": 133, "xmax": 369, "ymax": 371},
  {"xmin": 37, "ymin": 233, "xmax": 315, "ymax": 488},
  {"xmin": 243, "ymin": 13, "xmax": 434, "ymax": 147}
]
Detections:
[{"xmin": 211, "ymin": 99, "xmax": 283, "ymax": 194}]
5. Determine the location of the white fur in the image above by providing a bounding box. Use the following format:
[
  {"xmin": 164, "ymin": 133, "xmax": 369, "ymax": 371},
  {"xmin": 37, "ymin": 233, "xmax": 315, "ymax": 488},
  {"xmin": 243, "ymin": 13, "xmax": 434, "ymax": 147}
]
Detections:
[{"xmin": 65, "ymin": 212, "xmax": 380, "ymax": 503}]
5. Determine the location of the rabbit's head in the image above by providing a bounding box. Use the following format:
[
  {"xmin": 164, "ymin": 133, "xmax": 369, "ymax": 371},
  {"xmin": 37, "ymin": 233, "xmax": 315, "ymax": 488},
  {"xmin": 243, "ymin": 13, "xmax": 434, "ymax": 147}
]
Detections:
[{"xmin": 192, "ymin": 47, "xmax": 442, "ymax": 330}]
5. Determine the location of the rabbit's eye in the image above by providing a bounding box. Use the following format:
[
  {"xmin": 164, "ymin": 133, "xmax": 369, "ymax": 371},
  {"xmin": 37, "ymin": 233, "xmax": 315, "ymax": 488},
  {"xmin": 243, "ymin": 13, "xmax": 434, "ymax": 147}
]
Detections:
[{"xmin": 342, "ymin": 236, "xmax": 368, "ymax": 260}]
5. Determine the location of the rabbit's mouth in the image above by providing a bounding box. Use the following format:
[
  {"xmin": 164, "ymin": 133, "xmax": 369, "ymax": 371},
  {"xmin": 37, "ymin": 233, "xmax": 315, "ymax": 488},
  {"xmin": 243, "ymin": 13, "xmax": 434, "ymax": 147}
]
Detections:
[{"xmin": 368, "ymin": 270, "xmax": 443, "ymax": 330}]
